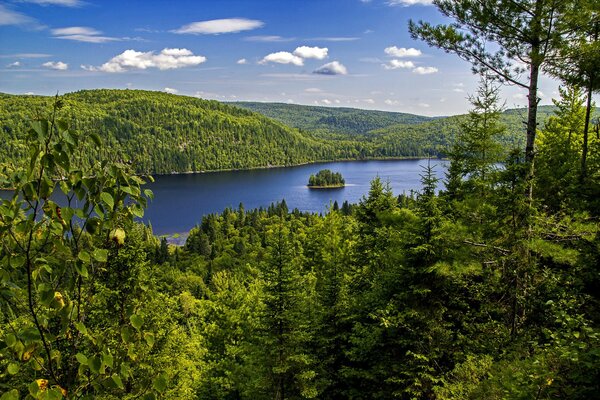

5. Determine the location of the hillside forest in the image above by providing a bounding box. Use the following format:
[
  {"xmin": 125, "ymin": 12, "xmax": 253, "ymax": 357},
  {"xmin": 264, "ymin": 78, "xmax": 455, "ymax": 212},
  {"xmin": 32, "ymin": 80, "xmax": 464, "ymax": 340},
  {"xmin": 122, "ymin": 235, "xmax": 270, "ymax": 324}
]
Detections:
[{"xmin": 1, "ymin": 0, "xmax": 600, "ymax": 398}]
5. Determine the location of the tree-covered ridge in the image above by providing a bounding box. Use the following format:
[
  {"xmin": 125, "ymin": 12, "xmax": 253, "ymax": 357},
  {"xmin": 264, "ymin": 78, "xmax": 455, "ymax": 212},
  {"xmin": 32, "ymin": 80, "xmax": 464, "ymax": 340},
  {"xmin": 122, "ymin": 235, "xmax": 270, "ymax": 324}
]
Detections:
[
  {"xmin": 232, "ymin": 101, "xmax": 435, "ymax": 136},
  {"xmin": 308, "ymin": 169, "xmax": 345, "ymax": 188},
  {"xmin": 0, "ymin": 90, "xmax": 365, "ymax": 176}
]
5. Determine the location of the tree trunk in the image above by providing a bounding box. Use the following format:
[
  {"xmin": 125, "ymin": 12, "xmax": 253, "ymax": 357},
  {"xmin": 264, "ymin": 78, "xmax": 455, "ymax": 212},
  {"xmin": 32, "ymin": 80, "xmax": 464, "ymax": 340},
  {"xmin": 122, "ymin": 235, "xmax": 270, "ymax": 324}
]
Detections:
[
  {"xmin": 525, "ymin": 61, "xmax": 540, "ymax": 165},
  {"xmin": 581, "ymin": 77, "xmax": 594, "ymax": 181}
]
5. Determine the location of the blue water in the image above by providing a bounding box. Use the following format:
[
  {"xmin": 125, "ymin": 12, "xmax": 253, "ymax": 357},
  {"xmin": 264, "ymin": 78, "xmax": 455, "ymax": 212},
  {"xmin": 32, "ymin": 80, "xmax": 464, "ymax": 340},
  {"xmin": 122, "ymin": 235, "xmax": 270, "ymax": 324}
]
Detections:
[{"xmin": 0, "ymin": 159, "xmax": 448, "ymax": 236}]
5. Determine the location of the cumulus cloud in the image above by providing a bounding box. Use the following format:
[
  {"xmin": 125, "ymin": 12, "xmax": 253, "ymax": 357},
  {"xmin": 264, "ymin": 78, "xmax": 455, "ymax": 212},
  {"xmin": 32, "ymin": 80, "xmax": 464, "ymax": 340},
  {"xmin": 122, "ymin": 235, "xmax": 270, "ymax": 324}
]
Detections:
[
  {"xmin": 313, "ymin": 61, "xmax": 348, "ymax": 75},
  {"xmin": 383, "ymin": 60, "xmax": 415, "ymax": 70},
  {"xmin": 384, "ymin": 99, "xmax": 400, "ymax": 105},
  {"xmin": 413, "ymin": 66, "xmax": 438, "ymax": 74},
  {"xmin": 21, "ymin": 0, "xmax": 83, "ymax": 6},
  {"xmin": 363, "ymin": 99, "xmax": 375, "ymax": 104},
  {"xmin": 260, "ymin": 51, "xmax": 304, "ymax": 66},
  {"xmin": 293, "ymin": 46, "xmax": 328, "ymax": 60},
  {"xmin": 173, "ymin": 18, "xmax": 264, "ymax": 35},
  {"xmin": 305, "ymin": 87, "xmax": 322, "ymax": 93},
  {"xmin": 42, "ymin": 61, "xmax": 68, "ymax": 70},
  {"xmin": 387, "ymin": 0, "xmax": 433, "ymax": 5},
  {"xmin": 7, "ymin": 61, "xmax": 21, "ymax": 68},
  {"xmin": 164, "ymin": 87, "xmax": 178, "ymax": 94},
  {"xmin": 82, "ymin": 48, "xmax": 207, "ymax": 73},
  {"xmin": 237, "ymin": 58, "xmax": 248, "ymax": 64},
  {"xmin": 384, "ymin": 46, "xmax": 422, "ymax": 57},
  {"xmin": 321, "ymin": 99, "xmax": 332, "ymax": 105}
]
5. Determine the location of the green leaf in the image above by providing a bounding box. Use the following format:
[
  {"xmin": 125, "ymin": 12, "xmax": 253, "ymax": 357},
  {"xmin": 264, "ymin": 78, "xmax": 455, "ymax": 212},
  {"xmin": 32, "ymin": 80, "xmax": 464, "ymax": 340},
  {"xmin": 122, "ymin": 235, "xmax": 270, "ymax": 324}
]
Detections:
[
  {"xmin": 121, "ymin": 326, "xmax": 134, "ymax": 343},
  {"xmin": 92, "ymin": 248, "xmax": 108, "ymax": 262},
  {"xmin": 78, "ymin": 251, "xmax": 91, "ymax": 263},
  {"xmin": 90, "ymin": 133, "xmax": 102, "ymax": 147},
  {"xmin": 144, "ymin": 332, "xmax": 155, "ymax": 347},
  {"xmin": 74, "ymin": 322, "xmax": 88, "ymax": 336},
  {"xmin": 75, "ymin": 262, "xmax": 89, "ymax": 278},
  {"xmin": 89, "ymin": 356, "xmax": 102, "ymax": 374},
  {"xmin": 130, "ymin": 314, "xmax": 143, "ymax": 330},
  {"xmin": 6, "ymin": 333, "xmax": 17, "ymax": 347},
  {"xmin": 112, "ymin": 374, "xmax": 124, "ymax": 389},
  {"xmin": 7, "ymin": 363, "xmax": 19, "ymax": 375},
  {"xmin": 0, "ymin": 389, "xmax": 19, "ymax": 400},
  {"xmin": 153, "ymin": 374, "xmax": 168, "ymax": 393},
  {"xmin": 103, "ymin": 353, "xmax": 114, "ymax": 369},
  {"xmin": 100, "ymin": 192, "xmax": 114, "ymax": 210},
  {"xmin": 76, "ymin": 353, "xmax": 88, "ymax": 365}
]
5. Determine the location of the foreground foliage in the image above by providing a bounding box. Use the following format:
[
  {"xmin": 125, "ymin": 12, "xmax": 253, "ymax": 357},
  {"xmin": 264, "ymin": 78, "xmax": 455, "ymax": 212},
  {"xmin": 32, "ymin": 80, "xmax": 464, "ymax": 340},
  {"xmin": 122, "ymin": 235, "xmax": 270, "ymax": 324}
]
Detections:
[{"xmin": 2, "ymin": 85, "xmax": 598, "ymax": 398}]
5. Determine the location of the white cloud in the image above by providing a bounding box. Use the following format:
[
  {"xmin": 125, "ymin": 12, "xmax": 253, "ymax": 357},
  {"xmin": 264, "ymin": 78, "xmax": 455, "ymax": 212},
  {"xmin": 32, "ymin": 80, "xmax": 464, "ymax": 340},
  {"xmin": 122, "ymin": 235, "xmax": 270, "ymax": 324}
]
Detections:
[
  {"xmin": 308, "ymin": 37, "xmax": 359, "ymax": 42},
  {"xmin": 387, "ymin": 0, "xmax": 433, "ymax": 5},
  {"xmin": 453, "ymin": 88, "xmax": 464, "ymax": 93},
  {"xmin": 383, "ymin": 59, "xmax": 415, "ymax": 70},
  {"xmin": 513, "ymin": 93, "xmax": 527, "ymax": 100},
  {"xmin": 384, "ymin": 46, "xmax": 422, "ymax": 58},
  {"xmin": 51, "ymin": 26, "xmax": 98, "ymax": 35},
  {"xmin": 21, "ymin": 0, "xmax": 83, "ymax": 6},
  {"xmin": 0, "ymin": 53, "xmax": 51, "ymax": 58},
  {"xmin": 7, "ymin": 61, "xmax": 21, "ymax": 68},
  {"xmin": 418, "ymin": 102, "xmax": 431, "ymax": 108},
  {"xmin": 313, "ymin": 61, "xmax": 348, "ymax": 75},
  {"xmin": 364, "ymin": 99, "xmax": 375, "ymax": 104},
  {"xmin": 384, "ymin": 99, "xmax": 400, "ymax": 105},
  {"xmin": 260, "ymin": 51, "xmax": 304, "ymax": 66},
  {"xmin": 244, "ymin": 35, "xmax": 293, "ymax": 42},
  {"xmin": 164, "ymin": 87, "xmax": 178, "ymax": 94},
  {"xmin": 173, "ymin": 18, "xmax": 264, "ymax": 35},
  {"xmin": 293, "ymin": 46, "xmax": 328, "ymax": 60},
  {"xmin": 413, "ymin": 66, "xmax": 438, "ymax": 74},
  {"xmin": 0, "ymin": 4, "xmax": 37, "ymax": 26},
  {"xmin": 305, "ymin": 87, "xmax": 322, "ymax": 93},
  {"xmin": 83, "ymin": 48, "xmax": 207, "ymax": 73},
  {"xmin": 237, "ymin": 58, "xmax": 248, "ymax": 64},
  {"xmin": 321, "ymin": 99, "xmax": 332, "ymax": 105},
  {"xmin": 24, "ymin": 92, "xmax": 35, "ymax": 95},
  {"xmin": 51, "ymin": 26, "xmax": 123, "ymax": 43},
  {"xmin": 42, "ymin": 61, "xmax": 68, "ymax": 70}
]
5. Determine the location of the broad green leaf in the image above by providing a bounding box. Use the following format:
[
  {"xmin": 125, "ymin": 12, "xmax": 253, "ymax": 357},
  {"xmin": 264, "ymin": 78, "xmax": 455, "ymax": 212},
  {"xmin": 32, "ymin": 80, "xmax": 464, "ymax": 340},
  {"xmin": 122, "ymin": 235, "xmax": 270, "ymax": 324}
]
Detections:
[
  {"xmin": 100, "ymin": 192, "xmax": 114, "ymax": 210},
  {"xmin": 89, "ymin": 356, "xmax": 102, "ymax": 374},
  {"xmin": 7, "ymin": 363, "xmax": 19, "ymax": 375},
  {"xmin": 130, "ymin": 314, "xmax": 143, "ymax": 330},
  {"xmin": 6, "ymin": 333, "xmax": 17, "ymax": 347},
  {"xmin": 76, "ymin": 353, "xmax": 88, "ymax": 365},
  {"xmin": 0, "ymin": 389, "xmax": 19, "ymax": 400},
  {"xmin": 92, "ymin": 249, "xmax": 108, "ymax": 262},
  {"xmin": 112, "ymin": 374, "xmax": 124, "ymax": 389},
  {"xmin": 78, "ymin": 251, "xmax": 91, "ymax": 263},
  {"xmin": 103, "ymin": 353, "xmax": 114, "ymax": 369}
]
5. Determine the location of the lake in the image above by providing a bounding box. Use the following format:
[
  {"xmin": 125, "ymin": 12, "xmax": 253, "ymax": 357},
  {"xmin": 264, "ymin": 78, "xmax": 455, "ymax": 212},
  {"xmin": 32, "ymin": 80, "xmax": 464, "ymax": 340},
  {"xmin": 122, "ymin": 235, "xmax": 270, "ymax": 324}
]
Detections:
[{"xmin": 0, "ymin": 159, "xmax": 449, "ymax": 237}]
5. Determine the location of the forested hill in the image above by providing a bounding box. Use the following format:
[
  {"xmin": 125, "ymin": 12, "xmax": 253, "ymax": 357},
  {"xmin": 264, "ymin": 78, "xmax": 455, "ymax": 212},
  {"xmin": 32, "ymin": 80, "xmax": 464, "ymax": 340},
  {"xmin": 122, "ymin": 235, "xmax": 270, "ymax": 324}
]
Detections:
[
  {"xmin": 0, "ymin": 90, "xmax": 364, "ymax": 175},
  {"xmin": 232, "ymin": 101, "xmax": 435, "ymax": 136}
]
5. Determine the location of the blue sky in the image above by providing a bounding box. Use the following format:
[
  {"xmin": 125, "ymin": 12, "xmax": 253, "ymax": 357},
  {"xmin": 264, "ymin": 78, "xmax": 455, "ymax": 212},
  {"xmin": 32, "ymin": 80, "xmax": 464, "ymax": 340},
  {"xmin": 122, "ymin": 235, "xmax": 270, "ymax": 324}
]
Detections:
[{"xmin": 0, "ymin": 0, "xmax": 558, "ymax": 116}]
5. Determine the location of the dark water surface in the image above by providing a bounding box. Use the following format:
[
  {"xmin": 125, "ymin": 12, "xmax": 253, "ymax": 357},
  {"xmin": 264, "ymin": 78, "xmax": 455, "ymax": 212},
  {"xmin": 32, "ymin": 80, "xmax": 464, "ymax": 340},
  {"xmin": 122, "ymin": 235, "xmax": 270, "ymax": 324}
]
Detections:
[
  {"xmin": 0, "ymin": 159, "xmax": 448, "ymax": 236},
  {"xmin": 145, "ymin": 159, "xmax": 448, "ymax": 235}
]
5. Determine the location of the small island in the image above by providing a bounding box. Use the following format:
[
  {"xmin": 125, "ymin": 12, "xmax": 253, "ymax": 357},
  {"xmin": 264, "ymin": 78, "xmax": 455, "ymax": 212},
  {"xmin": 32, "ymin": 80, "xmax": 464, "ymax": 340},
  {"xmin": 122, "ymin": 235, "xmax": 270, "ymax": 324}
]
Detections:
[{"xmin": 307, "ymin": 169, "xmax": 345, "ymax": 189}]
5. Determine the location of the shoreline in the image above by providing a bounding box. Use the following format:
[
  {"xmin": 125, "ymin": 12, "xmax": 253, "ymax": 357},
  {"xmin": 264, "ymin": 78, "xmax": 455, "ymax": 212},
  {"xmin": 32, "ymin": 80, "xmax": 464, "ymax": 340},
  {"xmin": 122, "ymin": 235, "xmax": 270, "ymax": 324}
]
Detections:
[{"xmin": 151, "ymin": 155, "xmax": 433, "ymax": 178}]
